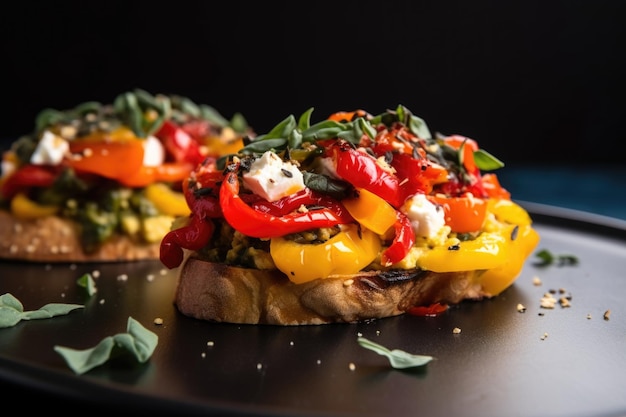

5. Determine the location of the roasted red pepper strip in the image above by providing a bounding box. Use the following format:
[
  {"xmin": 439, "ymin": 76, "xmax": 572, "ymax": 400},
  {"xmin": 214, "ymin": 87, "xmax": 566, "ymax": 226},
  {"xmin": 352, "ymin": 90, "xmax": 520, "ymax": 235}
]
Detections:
[
  {"xmin": 391, "ymin": 152, "xmax": 448, "ymax": 202},
  {"xmin": 380, "ymin": 210, "xmax": 415, "ymax": 266},
  {"xmin": 160, "ymin": 216, "xmax": 215, "ymax": 269},
  {"xmin": 155, "ymin": 119, "xmax": 205, "ymax": 165},
  {"xmin": 244, "ymin": 187, "xmax": 346, "ymax": 217},
  {"xmin": 480, "ymin": 173, "xmax": 511, "ymax": 200},
  {"xmin": 443, "ymin": 135, "xmax": 480, "ymax": 175},
  {"xmin": 368, "ymin": 125, "xmax": 420, "ymax": 156},
  {"xmin": 0, "ymin": 164, "xmax": 60, "ymax": 199},
  {"xmin": 328, "ymin": 140, "xmax": 401, "ymax": 208},
  {"xmin": 219, "ymin": 167, "xmax": 353, "ymax": 238},
  {"xmin": 183, "ymin": 166, "xmax": 224, "ymax": 217},
  {"xmin": 407, "ymin": 302, "xmax": 449, "ymax": 317},
  {"xmin": 159, "ymin": 166, "xmax": 223, "ymax": 268}
]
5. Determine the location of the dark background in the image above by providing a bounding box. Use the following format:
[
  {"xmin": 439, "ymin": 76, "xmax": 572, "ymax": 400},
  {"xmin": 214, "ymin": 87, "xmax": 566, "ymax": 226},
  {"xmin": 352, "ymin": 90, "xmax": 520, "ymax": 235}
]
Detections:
[{"xmin": 1, "ymin": 0, "xmax": 625, "ymax": 166}]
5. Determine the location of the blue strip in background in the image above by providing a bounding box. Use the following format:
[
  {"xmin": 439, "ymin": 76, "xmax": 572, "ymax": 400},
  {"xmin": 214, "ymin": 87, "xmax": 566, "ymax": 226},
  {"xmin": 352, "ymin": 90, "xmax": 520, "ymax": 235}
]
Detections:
[{"xmin": 497, "ymin": 164, "xmax": 626, "ymax": 221}]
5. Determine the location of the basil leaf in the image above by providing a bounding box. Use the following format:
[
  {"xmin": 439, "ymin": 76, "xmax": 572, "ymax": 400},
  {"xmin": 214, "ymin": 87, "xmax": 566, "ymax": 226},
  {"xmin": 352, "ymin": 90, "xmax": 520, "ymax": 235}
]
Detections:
[
  {"xmin": 229, "ymin": 112, "xmax": 249, "ymax": 134},
  {"xmin": 533, "ymin": 249, "xmax": 579, "ymax": 267},
  {"xmin": 21, "ymin": 304, "xmax": 84, "ymax": 320},
  {"xmin": 288, "ymin": 129, "xmax": 303, "ymax": 150},
  {"xmin": 257, "ymin": 114, "xmax": 298, "ymax": 140},
  {"xmin": 54, "ymin": 317, "xmax": 158, "ymax": 375},
  {"xmin": 297, "ymin": 107, "xmax": 314, "ymax": 131},
  {"xmin": 0, "ymin": 293, "xmax": 84, "ymax": 328},
  {"xmin": 357, "ymin": 337, "xmax": 434, "ymax": 369},
  {"xmin": 77, "ymin": 273, "xmax": 97, "ymax": 296},
  {"xmin": 240, "ymin": 138, "xmax": 288, "ymax": 154},
  {"xmin": 301, "ymin": 120, "xmax": 350, "ymax": 142},
  {"xmin": 473, "ymin": 149, "xmax": 504, "ymax": 171},
  {"xmin": 302, "ymin": 172, "xmax": 351, "ymax": 200},
  {"xmin": 395, "ymin": 104, "xmax": 433, "ymax": 141},
  {"xmin": 0, "ymin": 293, "xmax": 23, "ymax": 311}
]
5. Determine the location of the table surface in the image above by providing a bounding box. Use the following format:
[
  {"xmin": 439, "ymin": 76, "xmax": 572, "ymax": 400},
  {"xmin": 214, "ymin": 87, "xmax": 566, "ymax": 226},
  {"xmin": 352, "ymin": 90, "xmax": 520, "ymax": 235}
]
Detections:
[{"xmin": 1, "ymin": 139, "xmax": 625, "ymax": 416}]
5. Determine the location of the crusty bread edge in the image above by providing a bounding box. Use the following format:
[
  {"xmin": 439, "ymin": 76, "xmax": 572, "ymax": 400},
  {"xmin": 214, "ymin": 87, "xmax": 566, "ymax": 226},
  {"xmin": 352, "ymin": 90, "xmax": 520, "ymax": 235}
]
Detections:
[
  {"xmin": 0, "ymin": 210, "xmax": 160, "ymax": 263},
  {"xmin": 175, "ymin": 253, "xmax": 490, "ymax": 325}
]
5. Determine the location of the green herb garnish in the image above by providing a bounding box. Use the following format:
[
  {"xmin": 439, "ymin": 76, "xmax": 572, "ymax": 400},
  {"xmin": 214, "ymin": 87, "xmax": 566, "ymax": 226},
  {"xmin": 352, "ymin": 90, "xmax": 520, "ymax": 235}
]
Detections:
[
  {"xmin": 54, "ymin": 317, "xmax": 158, "ymax": 375},
  {"xmin": 357, "ymin": 337, "xmax": 434, "ymax": 369},
  {"xmin": 533, "ymin": 249, "xmax": 579, "ymax": 267},
  {"xmin": 0, "ymin": 293, "xmax": 83, "ymax": 328},
  {"xmin": 76, "ymin": 273, "xmax": 97, "ymax": 296}
]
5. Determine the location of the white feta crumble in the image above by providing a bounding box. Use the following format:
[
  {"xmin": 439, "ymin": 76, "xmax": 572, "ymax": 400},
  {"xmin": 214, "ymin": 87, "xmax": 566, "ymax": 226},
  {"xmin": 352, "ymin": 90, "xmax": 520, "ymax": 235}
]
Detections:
[
  {"xmin": 30, "ymin": 130, "xmax": 69, "ymax": 165},
  {"xmin": 402, "ymin": 193, "xmax": 446, "ymax": 239},
  {"xmin": 1, "ymin": 158, "xmax": 16, "ymax": 180},
  {"xmin": 142, "ymin": 135, "xmax": 165, "ymax": 167},
  {"xmin": 243, "ymin": 151, "xmax": 305, "ymax": 202},
  {"xmin": 317, "ymin": 156, "xmax": 341, "ymax": 179}
]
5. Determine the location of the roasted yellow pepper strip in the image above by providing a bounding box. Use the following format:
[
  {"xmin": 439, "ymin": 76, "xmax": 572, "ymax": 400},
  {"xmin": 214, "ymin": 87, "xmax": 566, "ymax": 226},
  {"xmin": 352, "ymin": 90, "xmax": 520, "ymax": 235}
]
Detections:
[
  {"xmin": 478, "ymin": 223, "xmax": 539, "ymax": 295},
  {"xmin": 342, "ymin": 188, "xmax": 397, "ymax": 235},
  {"xmin": 413, "ymin": 231, "xmax": 512, "ymax": 272},
  {"xmin": 407, "ymin": 199, "xmax": 539, "ymax": 295},
  {"xmin": 144, "ymin": 183, "xmax": 191, "ymax": 217},
  {"xmin": 202, "ymin": 127, "xmax": 245, "ymax": 157},
  {"xmin": 10, "ymin": 192, "xmax": 59, "ymax": 220},
  {"xmin": 478, "ymin": 198, "xmax": 539, "ymax": 295},
  {"xmin": 270, "ymin": 223, "xmax": 381, "ymax": 284}
]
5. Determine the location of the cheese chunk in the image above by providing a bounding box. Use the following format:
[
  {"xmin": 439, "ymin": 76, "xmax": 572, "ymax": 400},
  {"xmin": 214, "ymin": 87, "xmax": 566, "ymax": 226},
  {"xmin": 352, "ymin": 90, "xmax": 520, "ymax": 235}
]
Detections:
[
  {"xmin": 402, "ymin": 193, "xmax": 447, "ymax": 240},
  {"xmin": 243, "ymin": 151, "xmax": 305, "ymax": 202},
  {"xmin": 142, "ymin": 135, "xmax": 165, "ymax": 167},
  {"xmin": 30, "ymin": 130, "xmax": 69, "ymax": 165}
]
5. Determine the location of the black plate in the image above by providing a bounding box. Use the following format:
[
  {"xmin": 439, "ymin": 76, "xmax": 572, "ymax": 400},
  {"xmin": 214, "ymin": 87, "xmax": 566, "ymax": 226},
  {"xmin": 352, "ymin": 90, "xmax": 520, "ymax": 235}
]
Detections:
[{"xmin": 1, "ymin": 202, "xmax": 625, "ymax": 417}]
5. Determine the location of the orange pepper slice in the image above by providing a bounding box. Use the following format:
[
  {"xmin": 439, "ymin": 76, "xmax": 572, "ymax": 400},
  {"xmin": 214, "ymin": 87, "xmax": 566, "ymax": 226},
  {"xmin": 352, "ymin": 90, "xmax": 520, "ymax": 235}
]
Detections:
[
  {"xmin": 67, "ymin": 139, "xmax": 144, "ymax": 180},
  {"xmin": 428, "ymin": 193, "xmax": 487, "ymax": 233},
  {"xmin": 118, "ymin": 162, "xmax": 194, "ymax": 188}
]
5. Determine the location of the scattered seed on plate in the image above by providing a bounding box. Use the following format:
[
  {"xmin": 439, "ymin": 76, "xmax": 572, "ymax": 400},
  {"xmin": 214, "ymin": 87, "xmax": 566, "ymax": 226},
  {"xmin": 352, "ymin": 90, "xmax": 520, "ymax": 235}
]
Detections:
[
  {"xmin": 349, "ymin": 363, "xmax": 356, "ymax": 371},
  {"xmin": 532, "ymin": 276, "xmax": 542, "ymax": 286},
  {"xmin": 153, "ymin": 317, "xmax": 163, "ymax": 325},
  {"xmin": 540, "ymin": 292, "xmax": 557, "ymax": 309},
  {"xmin": 452, "ymin": 327, "xmax": 461, "ymax": 334},
  {"xmin": 540, "ymin": 332, "xmax": 548, "ymax": 340},
  {"xmin": 517, "ymin": 303, "xmax": 527, "ymax": 313},
  {"xmin": 604, "ymin": 310, "xmax": 611, "ymax": 320}
]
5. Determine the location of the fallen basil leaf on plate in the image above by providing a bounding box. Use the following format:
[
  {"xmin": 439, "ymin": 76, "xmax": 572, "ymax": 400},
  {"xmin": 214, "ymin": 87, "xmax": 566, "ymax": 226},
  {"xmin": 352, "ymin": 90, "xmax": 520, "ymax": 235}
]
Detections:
[
  {"xmin": 357, "ymin": 337, "xmax": 434, "ymax": 369},
  {"xmin": 54, "ymin": 316, "xmax": 158, "ymax": 375},
  {"xmin": 0, "ymin": 293, "xmax": 84, "ymax": 328},
  {"xmin": 533, "ymin": 248, "xmax": 579, "ymax": 267},
  {"xmin": 77, "ymin": 273, "xmax": 97, "ymax": 296}
]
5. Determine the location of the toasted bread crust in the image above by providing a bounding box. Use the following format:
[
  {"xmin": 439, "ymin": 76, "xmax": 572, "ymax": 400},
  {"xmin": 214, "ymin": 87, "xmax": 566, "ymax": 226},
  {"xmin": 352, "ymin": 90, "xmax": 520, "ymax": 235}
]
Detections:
[
  {"xmin": 175, "ymin": 254, "xmax": 490, "ymax": 325},
  {"xmin": 0, "ymin": 210, "xmax": 160, "ymax": 263}
]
